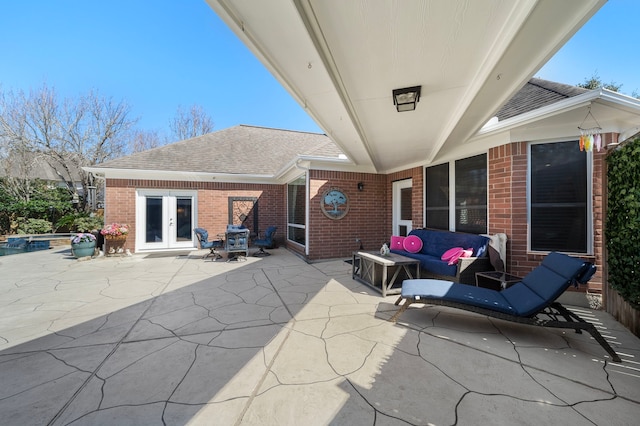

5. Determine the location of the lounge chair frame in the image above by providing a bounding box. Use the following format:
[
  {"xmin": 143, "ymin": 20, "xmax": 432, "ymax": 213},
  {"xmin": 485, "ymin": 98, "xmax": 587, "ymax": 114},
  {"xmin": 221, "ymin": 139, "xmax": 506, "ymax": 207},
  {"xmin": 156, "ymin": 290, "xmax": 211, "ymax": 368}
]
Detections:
[
  {"xmin": 389, "ymin": 252, "xmax": 622, "ymax": 363},
  {"xmin": 390, "ymin": 296, "xmax": 621, "ymax": 362}
]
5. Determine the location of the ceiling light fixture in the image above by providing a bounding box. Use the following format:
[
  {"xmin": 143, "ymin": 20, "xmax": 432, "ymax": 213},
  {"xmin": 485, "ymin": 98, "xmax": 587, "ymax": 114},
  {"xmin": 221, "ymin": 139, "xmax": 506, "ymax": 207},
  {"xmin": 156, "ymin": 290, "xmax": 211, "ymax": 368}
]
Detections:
[{"xmin": 392, "ymin": 85, "xmax": 421, "ymax": 112}]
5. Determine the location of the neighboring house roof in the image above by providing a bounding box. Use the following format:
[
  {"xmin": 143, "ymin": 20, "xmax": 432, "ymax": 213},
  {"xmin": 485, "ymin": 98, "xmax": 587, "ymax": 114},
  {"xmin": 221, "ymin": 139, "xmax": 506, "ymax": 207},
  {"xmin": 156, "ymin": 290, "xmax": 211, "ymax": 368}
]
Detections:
[
  {"xmin": 496, "ymin": 78, "xmax": 589, "ymax": 120},
  {"xmin": 0, "ymin": 151, "xmax": 84, "ymax": 184},
  {"xmin": 96, "ymin": 125, "xmax": 344, "ymax": 176}
]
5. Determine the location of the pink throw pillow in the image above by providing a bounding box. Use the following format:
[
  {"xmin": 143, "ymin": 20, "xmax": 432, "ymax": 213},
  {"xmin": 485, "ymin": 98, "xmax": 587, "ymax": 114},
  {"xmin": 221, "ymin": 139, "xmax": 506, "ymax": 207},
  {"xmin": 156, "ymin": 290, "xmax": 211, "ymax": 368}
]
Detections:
[
  {"xmin": 441, "ymin": 247, "xmax": 474, "ymax": 265},
  {"xmin": 441, "ymin": 247, "xmax": 464, "ymax": 265},
  {"xmin": 403, "ymin": 235, "xmax": 423, "ymax": 253},
  {"xmin": 390, "ymin": 235, "xmax": 405, "ymax": 251}
]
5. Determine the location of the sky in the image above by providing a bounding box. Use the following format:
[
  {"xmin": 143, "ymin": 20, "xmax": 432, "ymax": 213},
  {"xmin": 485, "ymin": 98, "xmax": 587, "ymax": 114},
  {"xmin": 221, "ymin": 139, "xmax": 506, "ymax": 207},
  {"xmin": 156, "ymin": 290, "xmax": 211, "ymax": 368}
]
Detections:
[{"xmin": 1, "ymin": 0, "xmax": 639, "ymax": 139}]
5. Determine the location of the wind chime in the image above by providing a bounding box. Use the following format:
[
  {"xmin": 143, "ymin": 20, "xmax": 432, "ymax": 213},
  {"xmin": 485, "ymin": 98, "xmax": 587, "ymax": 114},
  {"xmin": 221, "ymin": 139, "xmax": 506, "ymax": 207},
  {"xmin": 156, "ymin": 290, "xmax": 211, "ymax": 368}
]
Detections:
[{"xmin": 578, "ymin": 106, "xmax": 603, "ymax": 152}]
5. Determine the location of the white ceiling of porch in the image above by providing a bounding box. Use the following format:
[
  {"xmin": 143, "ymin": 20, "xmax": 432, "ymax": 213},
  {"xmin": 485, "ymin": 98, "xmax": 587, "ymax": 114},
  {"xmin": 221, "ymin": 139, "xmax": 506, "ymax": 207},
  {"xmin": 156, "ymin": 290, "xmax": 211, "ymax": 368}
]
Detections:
[{"xmin": 205, "ymin": 0, "xmax": 606, "ymax": 173}]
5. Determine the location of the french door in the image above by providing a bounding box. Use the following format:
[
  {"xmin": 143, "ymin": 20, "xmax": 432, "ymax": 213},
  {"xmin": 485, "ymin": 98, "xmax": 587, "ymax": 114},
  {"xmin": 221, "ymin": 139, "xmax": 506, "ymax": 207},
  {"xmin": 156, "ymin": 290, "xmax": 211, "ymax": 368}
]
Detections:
[
  {"xmin": 392, "ymin": 179, "xmax": 413, "ymax": 236},
  {"xmin": 136, "ymin": 190, "xmax": 197, "ymax": 250}
]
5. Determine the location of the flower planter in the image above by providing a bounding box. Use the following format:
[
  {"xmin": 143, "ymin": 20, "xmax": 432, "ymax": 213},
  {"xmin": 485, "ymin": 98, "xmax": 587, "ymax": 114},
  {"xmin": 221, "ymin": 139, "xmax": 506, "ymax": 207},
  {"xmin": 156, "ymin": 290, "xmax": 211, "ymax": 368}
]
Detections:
[
  {"xmin": 105, "ymin": 236, "xmax": 127, "ymax": 256},
  {"xmin": 71, "ymin": 240, "xmax": 97, "ymax": 258}
]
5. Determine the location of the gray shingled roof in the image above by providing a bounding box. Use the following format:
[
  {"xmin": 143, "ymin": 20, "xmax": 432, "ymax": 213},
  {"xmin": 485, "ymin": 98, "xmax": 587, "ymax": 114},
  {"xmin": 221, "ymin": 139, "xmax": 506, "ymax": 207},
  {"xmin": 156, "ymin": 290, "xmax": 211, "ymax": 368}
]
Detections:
[
  {"xmin": 0, "ymin": 152, "xmax": 84, "ymax": 183},
  {"xmin": 96, "ymin": 125, "xmax": 343, "ymax": 175},
  {"xmin": 496, "ymin": 78, "xmax": 589, "ymax": 120}
]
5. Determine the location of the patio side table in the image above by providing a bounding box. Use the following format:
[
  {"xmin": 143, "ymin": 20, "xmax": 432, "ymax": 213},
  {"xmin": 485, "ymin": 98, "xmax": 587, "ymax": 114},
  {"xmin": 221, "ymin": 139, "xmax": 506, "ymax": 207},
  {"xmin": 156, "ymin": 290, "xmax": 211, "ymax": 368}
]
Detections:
[{"xmin": 352, "ymin": 251, "xmax": 420, "ymax": 297}]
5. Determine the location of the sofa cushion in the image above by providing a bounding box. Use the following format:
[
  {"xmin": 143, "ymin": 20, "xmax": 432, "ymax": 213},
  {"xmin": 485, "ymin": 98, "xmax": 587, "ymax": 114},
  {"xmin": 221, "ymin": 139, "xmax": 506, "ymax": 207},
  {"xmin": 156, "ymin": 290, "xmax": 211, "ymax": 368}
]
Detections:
[
  {"xmin": 390, "ymin": 235, "xmax": 405, "ymax": 251},
  {"xmin": 392, "ymin": 251, "xmax": 458, "ymax": 277},
  {"xmin": 408, "ymin": 229, "xmax": 489, "ymax": 258},
  {"xmin": 403, "ymin": 235, "xmax": 423, "ymax": 253}
]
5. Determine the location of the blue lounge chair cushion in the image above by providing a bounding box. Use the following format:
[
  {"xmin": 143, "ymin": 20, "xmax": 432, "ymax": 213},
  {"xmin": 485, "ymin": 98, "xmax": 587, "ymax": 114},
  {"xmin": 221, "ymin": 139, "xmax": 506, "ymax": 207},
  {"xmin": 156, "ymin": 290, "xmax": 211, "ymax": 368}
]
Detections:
[
  {"xmin": 400, "ymin": 252, "xmax": 590, "ymax": 318},
  {"xmin": 500, "ymin": 283, "xmax": 546, "ymax": 316},
  {"xmin": 401, "ymin": 279, "xmax": 518, "ymax": 315}
]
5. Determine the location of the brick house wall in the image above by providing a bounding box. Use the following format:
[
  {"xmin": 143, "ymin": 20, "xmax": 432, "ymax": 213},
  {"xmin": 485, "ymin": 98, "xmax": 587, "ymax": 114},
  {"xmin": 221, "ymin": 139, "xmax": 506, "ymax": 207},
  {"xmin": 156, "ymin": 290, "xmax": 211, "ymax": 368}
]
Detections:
[
  {"xmin": 104, "ymin": 134, "xmax": 610, "ymax": 293},
  {"xmin": 306, "ymin": 170, "xmax": 387, "ymax": 260},
  {"xmin": 486, "ymin": 135, "xmax": 615, "ymax": 292},
  {"xmin": 386, "ymin": 167, "xmax": 424, "ymax": 231},
  {"xmin": 104, "ymin": 179, "xmax": 285, "ymax": 252}
]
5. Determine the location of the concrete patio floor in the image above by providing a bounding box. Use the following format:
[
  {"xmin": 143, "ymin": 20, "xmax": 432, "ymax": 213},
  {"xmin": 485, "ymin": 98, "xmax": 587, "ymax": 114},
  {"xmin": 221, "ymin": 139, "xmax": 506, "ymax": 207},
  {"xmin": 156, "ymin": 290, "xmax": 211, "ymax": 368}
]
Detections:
[{"xmin": 1, "ymin": 246, "xmax": 639, "ymax": 425}]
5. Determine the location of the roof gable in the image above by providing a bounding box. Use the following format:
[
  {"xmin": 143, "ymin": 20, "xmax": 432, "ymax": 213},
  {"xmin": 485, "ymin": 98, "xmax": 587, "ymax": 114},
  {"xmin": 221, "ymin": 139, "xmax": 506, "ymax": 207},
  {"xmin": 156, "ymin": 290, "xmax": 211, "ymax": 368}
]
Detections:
[
  {"xmin": 496, "ymin": 78, "xmax": 589, "ymax": 120},
  {"xmin": 97, "ymin": 125, "xmax": 343, "ymax": 176}
]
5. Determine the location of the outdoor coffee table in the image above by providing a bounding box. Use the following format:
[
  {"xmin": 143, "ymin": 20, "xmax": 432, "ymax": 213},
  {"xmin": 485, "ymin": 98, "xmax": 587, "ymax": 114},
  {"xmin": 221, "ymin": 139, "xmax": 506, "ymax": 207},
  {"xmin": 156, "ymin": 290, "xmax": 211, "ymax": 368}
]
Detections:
[{"xmin": 352, "ymin": 251, "xmax": 420, "ymax": 297}]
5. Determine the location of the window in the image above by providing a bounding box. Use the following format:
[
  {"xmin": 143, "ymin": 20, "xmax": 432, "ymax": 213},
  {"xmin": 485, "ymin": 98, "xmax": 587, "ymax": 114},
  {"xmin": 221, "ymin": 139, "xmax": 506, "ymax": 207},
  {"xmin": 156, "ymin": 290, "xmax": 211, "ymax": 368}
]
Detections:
[
  {"xmin": 287, "ymin": 175, "xmax": 306, "ymax": 245},
  {"xmin": 455, "ymin": 154, "xmax": 487, "ymax": 234},
  {"xmin": 425, "ymin": 163, "xmax": 449, "ymax": 230},
  {"xmin": 425, "ymin": 154, "xmax": 487, "ymax": 234},
  {"xmin": 529, "ymin": 141, "xmax": 589, "ymax": 253}
]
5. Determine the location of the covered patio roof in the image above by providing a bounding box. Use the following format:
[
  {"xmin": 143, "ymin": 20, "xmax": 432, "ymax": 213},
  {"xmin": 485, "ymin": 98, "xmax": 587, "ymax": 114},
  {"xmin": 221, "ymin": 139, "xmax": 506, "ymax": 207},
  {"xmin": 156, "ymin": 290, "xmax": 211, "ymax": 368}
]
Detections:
[{"xmin": 205, "ymin": 0, "xmax": 607, "ymax": 173}]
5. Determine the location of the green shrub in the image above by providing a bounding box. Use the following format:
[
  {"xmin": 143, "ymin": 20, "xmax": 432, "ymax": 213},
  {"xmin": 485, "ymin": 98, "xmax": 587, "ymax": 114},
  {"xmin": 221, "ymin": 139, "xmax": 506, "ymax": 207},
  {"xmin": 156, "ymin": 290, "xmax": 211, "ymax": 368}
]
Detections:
[
  {"xmin": 74, "ymin": 215, "xmax": 104, "ymax": 232},
  {"xmin": 606, "ymin": 136, "xmax": 640, "ymax": 308},
  {"xmin": 17, "ymin": 218, "xmax": 53, "ymax": 234}
]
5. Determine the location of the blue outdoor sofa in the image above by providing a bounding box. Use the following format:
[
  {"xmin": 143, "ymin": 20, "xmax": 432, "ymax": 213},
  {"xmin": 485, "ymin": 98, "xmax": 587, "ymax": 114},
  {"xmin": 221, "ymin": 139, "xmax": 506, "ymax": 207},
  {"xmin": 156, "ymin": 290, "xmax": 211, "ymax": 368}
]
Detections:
[
  {"xmin": 390, "ymin": 228, "xmax": 493, "ymax": 284},
  {"xmin": 389, "ymin": 252, "xmax": 621, "ymax": 362}
]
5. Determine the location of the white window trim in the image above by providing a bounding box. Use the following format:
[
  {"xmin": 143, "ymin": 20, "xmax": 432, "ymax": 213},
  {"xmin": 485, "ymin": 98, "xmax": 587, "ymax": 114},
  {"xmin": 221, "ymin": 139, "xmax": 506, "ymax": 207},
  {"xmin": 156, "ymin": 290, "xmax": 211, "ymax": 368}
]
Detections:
[
  {"xmin": 286, "ymin": 173, "xmax": 308, "ymax": 253},
  {"xmin": 423, "ymin": 153, "xmax": 489, "ymax": 233}
]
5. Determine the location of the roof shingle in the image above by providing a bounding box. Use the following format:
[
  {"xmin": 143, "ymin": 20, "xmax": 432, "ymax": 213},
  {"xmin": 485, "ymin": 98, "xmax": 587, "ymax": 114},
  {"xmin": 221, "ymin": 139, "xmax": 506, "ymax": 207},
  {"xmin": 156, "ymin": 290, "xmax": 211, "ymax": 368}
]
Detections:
[
  {"xmin": 496, "ymin": 78, "xmax": 589, "ymax": 120},
  {"xmin": 97, "ymin": 125, "xmax": 343, "ymax": 175}
]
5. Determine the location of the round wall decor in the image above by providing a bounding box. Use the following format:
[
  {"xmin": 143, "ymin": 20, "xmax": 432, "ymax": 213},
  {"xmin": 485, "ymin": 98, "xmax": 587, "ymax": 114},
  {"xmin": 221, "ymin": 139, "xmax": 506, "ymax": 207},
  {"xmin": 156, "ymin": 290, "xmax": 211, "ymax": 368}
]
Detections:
[{"xmin": 320, "ymin": 188, "xmax": 349, "ymax": 220}]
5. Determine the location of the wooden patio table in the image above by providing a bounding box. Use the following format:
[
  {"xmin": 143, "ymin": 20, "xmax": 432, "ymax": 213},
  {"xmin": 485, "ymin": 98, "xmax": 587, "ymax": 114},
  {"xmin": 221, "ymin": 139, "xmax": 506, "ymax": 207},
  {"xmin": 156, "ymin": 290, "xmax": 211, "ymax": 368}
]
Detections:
[{"xmin": 352, "ymin": 251, "xmax": 420, "ymax": 297}]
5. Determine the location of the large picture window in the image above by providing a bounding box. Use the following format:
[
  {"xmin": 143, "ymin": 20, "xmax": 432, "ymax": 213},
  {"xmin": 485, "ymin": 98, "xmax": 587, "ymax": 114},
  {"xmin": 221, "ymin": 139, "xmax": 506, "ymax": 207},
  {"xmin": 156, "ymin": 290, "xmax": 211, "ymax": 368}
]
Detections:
[
  {"xmin": 529, "ymin": 141, "xmax": 589, "ymax": 253},
  {"xmin": 425, "ymin": 154, "xmax": 487, "ymax": 234},
  {"xmin": 287, "ymin": 175, "xmax": 306, "ymax": 246}
]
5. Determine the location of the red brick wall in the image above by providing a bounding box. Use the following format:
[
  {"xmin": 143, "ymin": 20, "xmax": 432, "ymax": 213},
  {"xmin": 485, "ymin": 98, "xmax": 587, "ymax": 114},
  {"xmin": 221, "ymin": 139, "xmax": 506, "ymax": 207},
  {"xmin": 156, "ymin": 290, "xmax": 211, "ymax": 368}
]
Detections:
[
  {"xmin": 487, "ymin": 135, "xmax": 614, "ymax": 292},
  {"xmin": 104, "ymin": 179, "xmax": 284, "ymax": 252},
  {"xmin": 386, "ymin": 167, "xmax": 424, "ymax": 231},
  {"xmin": 307, "ymin": 170, "xmax": 387, "ymax": 260},
  {"xmin": 105, "ymin": 134, "xmax": 609, "ymax": 282}
]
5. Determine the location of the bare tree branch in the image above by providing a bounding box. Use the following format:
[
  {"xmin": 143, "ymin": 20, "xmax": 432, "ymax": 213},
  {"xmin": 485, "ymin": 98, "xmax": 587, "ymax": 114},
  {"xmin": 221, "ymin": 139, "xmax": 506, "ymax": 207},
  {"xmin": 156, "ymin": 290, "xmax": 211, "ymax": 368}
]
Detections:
[
  {"xmin": 129, "ymin": 129, "xmax": 162, "ymax": 153},
  {"xmin": 0, "ymin": 83, "xmax": 138, "ymax": 210},
  {"xmin": 169, "ymin": 103, "xmax": 214, "ymax": 140}
]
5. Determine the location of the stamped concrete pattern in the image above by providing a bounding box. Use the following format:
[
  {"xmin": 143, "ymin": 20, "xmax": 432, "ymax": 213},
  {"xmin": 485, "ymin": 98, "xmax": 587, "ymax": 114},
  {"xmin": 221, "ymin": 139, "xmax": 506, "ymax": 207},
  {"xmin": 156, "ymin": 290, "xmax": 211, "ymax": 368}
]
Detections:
[{"xmin": 0, "ymin": 247, "xmax": 639, "ymax": 425}]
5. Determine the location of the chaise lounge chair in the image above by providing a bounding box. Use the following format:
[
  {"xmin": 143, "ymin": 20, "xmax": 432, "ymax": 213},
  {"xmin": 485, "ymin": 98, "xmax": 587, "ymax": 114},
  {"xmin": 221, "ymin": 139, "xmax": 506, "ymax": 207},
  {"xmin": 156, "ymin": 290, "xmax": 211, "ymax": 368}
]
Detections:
[{"xmin": 389, "ymin": 252, "xmax": 621, "ymax": 362}]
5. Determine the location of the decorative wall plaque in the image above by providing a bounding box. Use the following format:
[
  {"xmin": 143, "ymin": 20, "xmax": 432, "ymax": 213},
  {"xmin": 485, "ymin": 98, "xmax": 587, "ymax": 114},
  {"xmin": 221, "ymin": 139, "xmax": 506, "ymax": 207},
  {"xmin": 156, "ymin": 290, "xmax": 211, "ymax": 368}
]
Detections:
[{"xmin": 320, "ymin": 188, "xmax": 349, "ymax": 220}]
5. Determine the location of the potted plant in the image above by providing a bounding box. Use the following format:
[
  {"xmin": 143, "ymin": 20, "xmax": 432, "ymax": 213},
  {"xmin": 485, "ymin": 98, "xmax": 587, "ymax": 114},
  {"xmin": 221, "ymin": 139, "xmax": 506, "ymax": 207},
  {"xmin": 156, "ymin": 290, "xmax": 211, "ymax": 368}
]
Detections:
[
  {"xmin": 101, "ymin": 223, "xmax": 129, "ymax": 255},
  {"xmin": 71, "ymin": 233, "xmax": 97, "ymax": 258}
]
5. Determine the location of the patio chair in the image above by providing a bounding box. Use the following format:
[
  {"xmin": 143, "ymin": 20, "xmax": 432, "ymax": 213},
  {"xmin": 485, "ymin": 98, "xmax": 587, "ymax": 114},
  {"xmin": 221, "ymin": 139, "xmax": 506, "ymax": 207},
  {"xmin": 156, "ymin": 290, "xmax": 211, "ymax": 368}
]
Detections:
[
  {"xmin": 389, "ymin": 252, "xmax": 621, "ymax": 362},
  {"xmin": 194, "ymin": 228, "xmax": 223, "ymax": 261},
  {"xmin": 253, "ymin": 226, "xmax": 277, "ymax": 257}
]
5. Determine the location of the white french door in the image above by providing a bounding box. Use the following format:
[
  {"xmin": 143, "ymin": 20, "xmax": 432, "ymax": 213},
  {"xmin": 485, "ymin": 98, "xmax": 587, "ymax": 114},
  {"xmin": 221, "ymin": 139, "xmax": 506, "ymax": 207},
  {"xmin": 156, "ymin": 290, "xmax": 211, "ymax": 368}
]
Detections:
[
  {"xmin": 136, "ymin": 190, "xmax": 197, "ymax": 251},
  {"xmin": 392, "ymin": 179, "xmax": 413, "ymax": 236}
]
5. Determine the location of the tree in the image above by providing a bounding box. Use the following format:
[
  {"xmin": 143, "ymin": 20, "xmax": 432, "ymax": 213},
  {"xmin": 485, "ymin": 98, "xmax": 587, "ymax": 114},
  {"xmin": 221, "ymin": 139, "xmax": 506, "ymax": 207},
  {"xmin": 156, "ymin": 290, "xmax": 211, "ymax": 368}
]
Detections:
[
  {"xmin": 169, "ymin": 104, "xmax": 214, "ymax": 140},
  {"xmin": 0, "ymin": 83, "xmax": 138, "ymax": 211},
  {"xmin": 129, "ymin": 129, "xmax": 162, "ymax": 153},
  {"xmin": 578, "ymin": 71, "xmax": 623, "ymax": 92}
]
